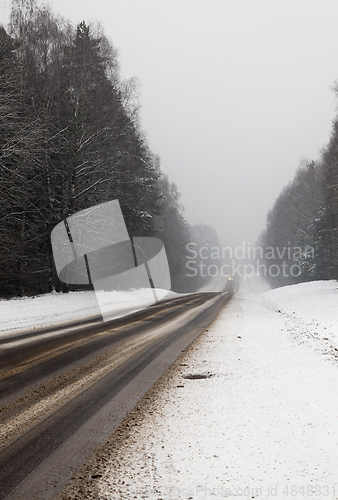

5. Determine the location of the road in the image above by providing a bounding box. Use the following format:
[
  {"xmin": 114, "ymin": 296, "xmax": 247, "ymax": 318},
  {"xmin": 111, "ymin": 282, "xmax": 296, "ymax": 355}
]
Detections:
[{"xmin": 0, "ymin": 282, "xmax": 236, "ymax": 499}]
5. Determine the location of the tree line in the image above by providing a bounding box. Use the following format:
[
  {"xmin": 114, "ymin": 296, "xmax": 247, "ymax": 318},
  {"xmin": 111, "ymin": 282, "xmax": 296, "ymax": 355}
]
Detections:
[
  {"xmin": 260, "ymin": 91, "xmax": 338, "ymax": 287},
  {"xmin": 0, "ymin": 0, "xmax": 216, "ymax": 297}
]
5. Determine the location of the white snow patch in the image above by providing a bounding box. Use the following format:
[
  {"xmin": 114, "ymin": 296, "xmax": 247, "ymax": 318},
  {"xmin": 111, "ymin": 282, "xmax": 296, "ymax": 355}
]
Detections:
[
  {"xmin": 263, "ymin": 280, "xmax": 338, "ymax": 331},
  {"xmin": 262, "ymin": 280, "xmax": 338, "ymax": 357}
]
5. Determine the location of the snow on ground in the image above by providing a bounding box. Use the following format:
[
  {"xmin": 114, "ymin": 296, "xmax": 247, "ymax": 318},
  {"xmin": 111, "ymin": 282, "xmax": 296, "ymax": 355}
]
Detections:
[
  {"xmin": 0, "ymin": 288, "xmax": 176, "ymax": 338},
  {"xmin": 0, "ymin": 274, "xmax": 228, "ymax": 339},
  {"xmin": 262, "ymin": 280, "xmax": 338, "ymax": 362},
  {"xmin": 59, "ymin": 279, "xmax": 338, "ymax": 500}
]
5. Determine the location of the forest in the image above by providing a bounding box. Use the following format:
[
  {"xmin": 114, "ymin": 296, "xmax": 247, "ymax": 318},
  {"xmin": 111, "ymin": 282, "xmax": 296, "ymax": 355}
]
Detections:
[
  {"xmin": 0, "ymin": 0, "xmax": 217, "ymax": 298},
  {"xmin": 260, "ymin": 106, "xmax": 338, "ymax": 288}
]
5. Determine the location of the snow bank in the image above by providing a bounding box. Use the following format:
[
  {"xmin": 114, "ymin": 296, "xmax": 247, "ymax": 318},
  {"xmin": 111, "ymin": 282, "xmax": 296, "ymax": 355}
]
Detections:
[
  {"xmin": 0, "ymin": 288, "xmax": 177, "ymax": 338},
  {"xmin": 262, "ymin": 280, "xmax": 338, "ymax": 350},
  {"xmin": 0, "ymin": 274, "xmax": 230, "ymax": 339}
]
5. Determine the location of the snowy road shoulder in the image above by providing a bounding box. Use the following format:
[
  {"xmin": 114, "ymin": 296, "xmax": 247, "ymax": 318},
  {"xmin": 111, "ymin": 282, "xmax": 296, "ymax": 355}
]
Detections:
[
  {"xmin": 0, "ymin": 289, "xmax": 179, "ymax": 339},
  {"xmin": 0, "ymin": 275, "xmax": 228, "ymax": 339},
  {"xmin": 58, "ymin": 281, "xmax": 338, "ymax": 500}
]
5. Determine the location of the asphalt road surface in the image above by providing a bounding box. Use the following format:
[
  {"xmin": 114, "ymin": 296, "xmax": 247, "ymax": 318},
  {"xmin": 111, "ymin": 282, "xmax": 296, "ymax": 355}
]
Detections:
[{"xmin": 0, "ymin": 282, "xmax": 236, "ymax": 499}]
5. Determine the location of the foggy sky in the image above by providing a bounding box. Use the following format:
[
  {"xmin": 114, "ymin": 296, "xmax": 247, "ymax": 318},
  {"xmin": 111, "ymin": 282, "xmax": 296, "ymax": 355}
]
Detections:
[{"xmin": 1, "ymin": 0, "xmax": 338, "ymax": 247}]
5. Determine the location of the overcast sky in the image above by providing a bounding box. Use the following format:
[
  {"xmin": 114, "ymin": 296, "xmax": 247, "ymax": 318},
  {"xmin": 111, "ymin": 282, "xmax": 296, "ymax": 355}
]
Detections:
[{"xmin": 1, "ymin": 0, "xmax": 338, "ymax": 247}]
